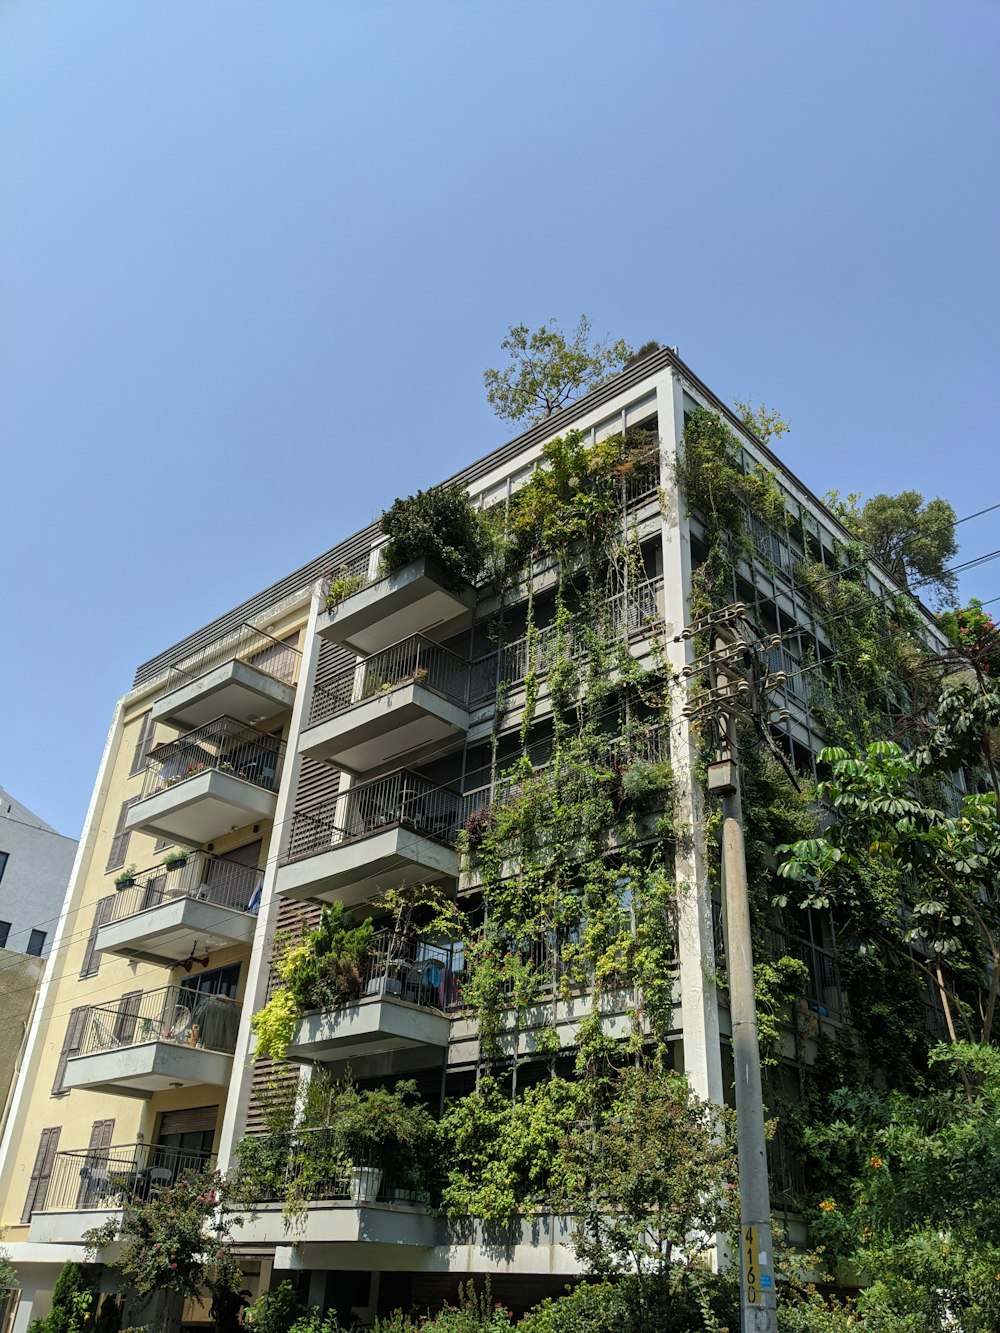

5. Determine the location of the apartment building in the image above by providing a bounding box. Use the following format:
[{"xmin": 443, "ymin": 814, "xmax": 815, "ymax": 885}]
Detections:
[{"xmin": 0, "ymin": 348, "xmax": 948, "ymax": 1329}]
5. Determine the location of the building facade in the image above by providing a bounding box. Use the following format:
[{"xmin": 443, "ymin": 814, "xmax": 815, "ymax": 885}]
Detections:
[{"xmin": 0, "ymin": 349, "xmax": 948, "ymax": 1328}]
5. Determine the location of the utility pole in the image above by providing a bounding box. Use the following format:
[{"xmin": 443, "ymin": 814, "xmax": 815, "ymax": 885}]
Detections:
[{"xmin": 681, "ymin": 604, "xmax": 787, "ymax": 1333}]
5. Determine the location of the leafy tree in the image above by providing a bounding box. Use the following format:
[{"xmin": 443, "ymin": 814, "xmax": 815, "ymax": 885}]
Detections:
[
  {"xmin": 30, "ymin": 1262, "xmax": 95, "ymax": 1333},
  {"xmin": 0, "ymin": 1241, "xmax": 17, "ymax": 1296},
  {"xmin": 938, "ymin": 600, "xmax": 1000, "ymax": 682},
  {"xmin": 803, "ymin": 1043, "xmax": 1000, "ymax": 1331},
  {"xmin": 733, "ymin": 396, "xmax": 791, "ymax": 446},
  {"xmin": 483, "ymin": 317, "xmax": 632, "ymax": 425},
  {"xmin": 380, "ymin": 483, "xmax": 489, "ymax": 591},
  {"xmin": 824, "ymin": 490, "xmax": 958, "ymax": 601},
  {"xmin": 552, "ymin": 1062, "xmax": 738, "ymax": 1287},
  {"xmin": 777, "ymin": 741, "xmax": 1000, "ymax": 1047}
]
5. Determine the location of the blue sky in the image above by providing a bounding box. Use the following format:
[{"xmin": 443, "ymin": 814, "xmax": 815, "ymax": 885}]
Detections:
[{"xmin": 2, "ymin": 0, "xmax": 998, "ymax": 838}]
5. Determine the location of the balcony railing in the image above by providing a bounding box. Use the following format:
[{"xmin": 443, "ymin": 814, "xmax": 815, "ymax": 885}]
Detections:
[
  {"xmin": 471, "ymin": 577, "xmax": 663, "ymax": 702},
  {"xmin": 141, "ymin": 717, "xmax": 285, "ymax": 799},
  {"xmin": 163, "ymin": 622, "xmax": 300, "ymax": 689},
  {"xmin": 308, "ymin": 636, "xmax": 470, "ymax": 728},
  {"xmin": 81, "ymin": 985, "xmax": 241, "ymax": 1056},
  {"xmin": 98, "ymin": 854, "xmax": 262, "ymax": 925},
  {"xmin": 767, "ymin": 644, "xmax": 805, "ymax": 701},
  {"xmin": 236, "ymin": 1130, "xmax": 426, "ymax": 1207},
  {"xmin": 283, "ymin": 770, "xmax": 462, "ymax": 864},
  {"xmin": 341, "ymin": 931, "xmax": 459, "ymax": 1011},
  {"xmin": 41, "ymin": 1143, "xmax": 216, "ymax": 1213}
]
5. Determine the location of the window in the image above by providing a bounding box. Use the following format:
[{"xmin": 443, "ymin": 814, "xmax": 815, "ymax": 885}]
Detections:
[
  {"xmin": 105, "ymin": 798, "xmax": 139, "ymax": 873},
  {"xmin": 27, "ymin": 929, "xmax": 46, "ymax": 957},
  {"xmin": 0, "ymin": 921, "xmax": 9, "ymax": 949},
  {"xmin": 0, "ymin": 850, "xmax": 8, "ymax": 884}
]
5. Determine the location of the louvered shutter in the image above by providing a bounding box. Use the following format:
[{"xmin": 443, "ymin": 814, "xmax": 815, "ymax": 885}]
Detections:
[
  {"xmin": 105, "ymin": 798, "xmax": 140, "ymax": 872},
  {"xmin": 129, "ymin": 712, "xmax": 157, "ymax": 776},
  {"xmin": 21, "ymin": 1127, "xmax": 60, "ymax": 1221},
  {"xmin": 52, "ymin": 1007, "xmax": 90, "ymax": 1096},
  {"xmin": 159, "ymin": 1106, "xmax": 218, "ymax": 1136},
  {"xmin": 79, "ymin": 897, "xmax": 114, "ymax": 978},
  {"xmin": 113, "ymin": 991, "xmax": 142, "ymax": 1046},
  {"xmin": 75, "ymin": 1119, "xmax": 115, "ymax": 1209}
]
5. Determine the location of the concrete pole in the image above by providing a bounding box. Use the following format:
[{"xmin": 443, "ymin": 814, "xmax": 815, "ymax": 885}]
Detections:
[{"xmin": 721, "ymin": 721, "xmax": 778, "ymax": 1333}]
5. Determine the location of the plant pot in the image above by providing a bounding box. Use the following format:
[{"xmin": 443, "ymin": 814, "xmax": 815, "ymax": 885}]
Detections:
[
  {"xmin": 115, "ymin": 878, "xmax": 135, "ymax": 890},
  {"xmin": 348, "ymin": 1165, "xmax": 382, "ymax": 1204},
  {"xmin": 365, "ymin": 976, "xmax": 402, "ymax": 997}
]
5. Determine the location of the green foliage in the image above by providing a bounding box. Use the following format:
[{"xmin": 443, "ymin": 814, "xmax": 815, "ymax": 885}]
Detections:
[
  {"xmin": 518, "ymin": 1273, "xmax": 738, "ymax": 1333},
  {"xmin": 0, "ymin": 1240, "xmax": 17, "ymax": 1294},
  {"xmin": 676, "ymin": 405, "xmax": 785, "ymax": 540},
  {"xmin": 554, "ymin": 1061, "xmax": 738, "ymax": 1279},
  {"xmin": 323, "ymin": 566, "xmax": 366, "ymax": 608},
  {"xmin": 245, "ymin": 1281, "xmax": 302, "ymax": 1333},
  {"xmin": 733, "ymin": 396, "xmax": 791, "ymax": 446},
  {"xmin": 251, "ymin": 902, "xmax": 375, "ymax": 1059},
  {"xmin": 84, "ymin": 1169, "xmax": 237, "ymax": 1301},
  {"xmin": 380, "ymin": 483, "xmax": 489, "ymax": 591},
  {"xmin": 777, "ymin": 740, "xmax": 1000, "ymax": 1044},
  {"xmin": 938, "ymin": 599, "xmax": 1000, "ymax": 680},
  {"xmin": 483, "ymin": 317, "xmax": 632, "ymax": 425},
  {"xmin": 753, "ymin": 955, "xmax": 810, "ymax": 1063},
  {"xmin": 440, "ymin": 1075, "xmax": 583, "ymax": 1223},
  {"xmin": 800, "ymin": 1043, "xmax": 1000, "ymax": 1331},
  {"xmin": 29, "ymin": 1263, "xmax": 94, "ymax": 1333},
  {"xmin": 851, "ymin": 490, "xmax": 958, "ymax": 602}
]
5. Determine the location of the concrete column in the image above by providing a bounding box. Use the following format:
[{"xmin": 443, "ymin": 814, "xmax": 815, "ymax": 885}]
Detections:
[{"xmin": 656, "ymin": 370, "xmax": 724, "ymax": 1107}]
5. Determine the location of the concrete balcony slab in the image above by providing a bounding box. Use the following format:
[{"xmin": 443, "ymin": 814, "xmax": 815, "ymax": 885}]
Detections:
[
  {"xmin": 95, "ymin": 894, "xmax": 256, "ymax": 965},
  {"xmin": 276, "ymin": 826, "xmax": 459, "ymax": 907},
  {"xmin": 151, "ymin": 658, "xmax": 295, "ymax": 730},
  {"xmin": 285, "ymin": 996, "xmax": 451, "ymax": 1064},
  {"xmin": 319, "ymin": 558, "xmax": 476, "ymax": 656},
  {"xmin": 125, "ymin": 769, "xmax": 277, "ymax": 845},
  {"xmin": 300, "ymin": 683, "xmax": 469, "ymax": 773}
]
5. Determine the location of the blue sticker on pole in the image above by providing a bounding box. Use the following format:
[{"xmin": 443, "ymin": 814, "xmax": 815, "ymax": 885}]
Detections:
[{"xmin": 759, "ymin": 1275, "xmax": 773, "ymax": 1289}]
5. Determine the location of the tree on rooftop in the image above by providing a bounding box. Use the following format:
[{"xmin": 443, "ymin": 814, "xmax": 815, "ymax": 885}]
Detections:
[
  {"xmin": 484, "ymin": 317, "xmax": 632, "ymax": 426},
  {"xmin": 824, "ymin": 489, "xmax": 958, "ymax": 603}
]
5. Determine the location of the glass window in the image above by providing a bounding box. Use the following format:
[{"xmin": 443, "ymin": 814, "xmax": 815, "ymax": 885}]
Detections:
[
  {"xmin": 27, "ymin": 929, "xmax": 46, "ymax": 957},
  {"xmin": 0, "ymin": 921, "xmax": 10, "ymax": 949}
]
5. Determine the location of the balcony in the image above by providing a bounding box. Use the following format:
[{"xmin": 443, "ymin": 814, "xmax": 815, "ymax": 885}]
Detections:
[
  {"xmin": 64, "ymin": 985, "xmax": 240, "ymax": 1095},
  {"xmin": 151, "ymin": 624, "xmax": 299, "ymax": 730},
  {"xmin": 29, "ymin": 1143, "xmax": 215, "ymax": 1243},
  {"xmin": 276, "ymin": 770, "xmax": 461, "ymax": 906},
  {"xmin": 286, "ymin": 935, "xmax": 456, "ymax": 1063},
  {"xmin": 301, "ymin": 635, "xmax": 471, "ymax": 773},
  {"xmin": 319, "ymin": 556, "xmax": 477, "ymax": 656},
  {"xmin": 125, "ymin": 717, "xmax": 285, "ymax": 845},
  {"xmin": 94, "ymin": 854, "xmax": 260, "ymax": 965}
]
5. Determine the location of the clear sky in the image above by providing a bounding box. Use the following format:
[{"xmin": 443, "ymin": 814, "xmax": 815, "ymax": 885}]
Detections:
[{"xmin": 2, "ymin": 0, "xmax": 998, "ymax": 839}]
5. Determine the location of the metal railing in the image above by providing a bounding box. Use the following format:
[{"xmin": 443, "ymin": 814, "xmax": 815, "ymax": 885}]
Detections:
[
  {"xmin": 164, "ymin": 622, "xmax": 300, "ymax": 689},
  {"xmin": 311, "ymin": 931, "xmax": 460, "ymax": 1012},
  {"xmin": 79, "ymin": 985, "xmax": 241, "ymax": 1057},
  {"xmin": 141, "ymin": 716, "xmax": 285, "ymax": 799},
  {"xmin": 474, "ymin": 578, "xmax": 664, "ymax": 701},
  {"xmin": 767, "ymin": 644, "xmax": 806, "ymax": 701},
  {"xmin": 765, "ymin": 925, "xmax": 846, "ymax": 1020},
  {"xmin": 236, "ymin": 1131, "xmax": 425, "ymax": 1207},
  {"xmin": 41, "ymin": 1143, "xmax": 216, "ymax": 1213},
  {"xmin": 283, "ymin": 769, "xmax": 462, "ymax": 863},
  {"xmin": 308, "ymin": 635, "xmax": 471, "ymax": 727},
  {"xmin": 98, "ymin": 854, "xmax": 262, "ymax": 926}
]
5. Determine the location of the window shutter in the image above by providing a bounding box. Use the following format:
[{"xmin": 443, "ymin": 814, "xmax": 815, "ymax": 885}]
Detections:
[
  {"xmin": 113, "ymin": 991, "xmax": 142, "ymax": 1046},
  {"xmin": 79, "ymin": 897, "xmax": 114, "ymax": 978},
  {"xmin": 86, "ymin": 1118, "xmax": 115, "ymax": 1154},
  {"xmin": 21, "ymin": 1127, "xmax": 61, "ymax": 1221},
  {"xmin": 105, "ymin": 798, "xmax": 139, "ymax": 872},
  {"xmin": 52, "ymin": 1007, "xmax": 90, "ymax": 1096},
  {"xmin": 159, "ymin": 1106, "xmax": 218, "ymax": 1136},
  {"xmin": 129, "ymin": 712, "xmax": 157, "ymax": 776}
]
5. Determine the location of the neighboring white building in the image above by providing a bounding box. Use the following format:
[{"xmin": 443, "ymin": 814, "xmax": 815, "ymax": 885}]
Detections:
[{"xmin": 0, "ymin": 788, "xmax": 77, "ymax": 960}]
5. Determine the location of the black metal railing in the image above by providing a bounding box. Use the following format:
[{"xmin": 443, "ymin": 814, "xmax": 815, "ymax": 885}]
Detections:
[
  {"xmin": 42, "ymin": 1143, "xmax": 216, "ymax": 1213},
  {"xmin": 236, "ymin": 1131, "xmax": 425, "ymax": 1207},
  {"xmin": 78, "ymin": 985, "xmax": 241, "ymax": 1057},
  {"xmin": 308, "ymin": 635, "xmax": 470, "ymax": 727},
  {"xmin": 351, "ymin": 932, "xmax": 459, "ymax": 1010},
  {"xmin": 141, "ymin": 717, "xmax": 285, "ymax": 799},
  {"xmin": 283, "ymin": 770, "xmax": 462, "ymax": 863},
  {"xmin": 164, "ymin": 622, "xmax": 300, "ymax": 690},
  {"xmin": 765, "ymin": 925, "xmax": 846, "ymax": 1020},
  {"xmin": 99, "ymin": 853, "xmax": 261, "ymax": 926},
  {"xmin": 472, "ymin": 578, "xmax": 663, "ymax": 702}
]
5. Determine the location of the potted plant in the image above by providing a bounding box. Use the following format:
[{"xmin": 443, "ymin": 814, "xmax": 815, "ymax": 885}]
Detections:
[
  {"xmin": 163, "ymin": 850, "xmax": 189, "ymax": 870},
  {"xmin": 327, "ymin": 1077, "xmax": 438, "ymax": 1204},
  {"xmin": 114, "ymin": 864, "xmax": 138, "ymax": 889}
]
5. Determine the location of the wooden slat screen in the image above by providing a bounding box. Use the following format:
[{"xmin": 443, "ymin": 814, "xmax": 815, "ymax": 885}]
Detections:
[
  {"xmin": 52, "ymin": 1007, "xmax": 90, "ymax": 1097},
  {"xmin": 79, "ymin": 896, "xmax": 114, "ymax": 979}
]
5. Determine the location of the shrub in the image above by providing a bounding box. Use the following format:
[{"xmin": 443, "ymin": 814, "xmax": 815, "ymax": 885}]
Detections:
[
  {"xmin": 380, "ymin": 484, "xmax": 489, "ymax": 590},
  {"xmin": 246, "ymin": 1280, "xmax": 303, "ymax": 1333}
]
